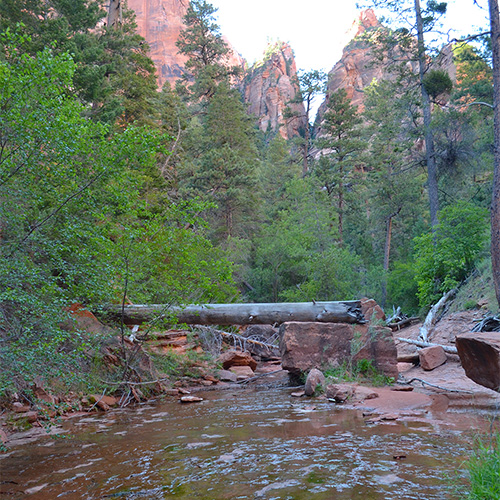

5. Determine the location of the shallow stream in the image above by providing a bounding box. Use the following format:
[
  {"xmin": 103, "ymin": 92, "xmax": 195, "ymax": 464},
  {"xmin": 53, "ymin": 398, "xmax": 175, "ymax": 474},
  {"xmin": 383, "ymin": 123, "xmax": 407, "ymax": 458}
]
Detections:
[{"xmin": 0, "ymin": 384, "xmax": 492, "ymax": 499}]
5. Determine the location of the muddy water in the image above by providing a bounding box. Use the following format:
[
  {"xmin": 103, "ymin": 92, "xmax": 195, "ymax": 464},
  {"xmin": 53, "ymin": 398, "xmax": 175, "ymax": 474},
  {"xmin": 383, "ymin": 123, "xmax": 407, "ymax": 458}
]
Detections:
[{"xmin": 0, "ymin": 386, "xmax": 488, "ymax": 499}]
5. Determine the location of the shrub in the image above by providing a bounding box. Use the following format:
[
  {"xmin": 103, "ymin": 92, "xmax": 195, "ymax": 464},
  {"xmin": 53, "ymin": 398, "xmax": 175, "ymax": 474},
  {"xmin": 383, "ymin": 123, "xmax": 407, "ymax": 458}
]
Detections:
[{"xmin": 414, "ymin": 201, "xmax": 489, "ymax": 308}]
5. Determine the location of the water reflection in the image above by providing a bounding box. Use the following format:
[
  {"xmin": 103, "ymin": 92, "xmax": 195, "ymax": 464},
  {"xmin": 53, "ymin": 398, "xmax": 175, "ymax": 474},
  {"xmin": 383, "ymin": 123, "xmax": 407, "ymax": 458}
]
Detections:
[{"xmin": 0, "ymin": 386, "xmax": 480, "ymax": 499}]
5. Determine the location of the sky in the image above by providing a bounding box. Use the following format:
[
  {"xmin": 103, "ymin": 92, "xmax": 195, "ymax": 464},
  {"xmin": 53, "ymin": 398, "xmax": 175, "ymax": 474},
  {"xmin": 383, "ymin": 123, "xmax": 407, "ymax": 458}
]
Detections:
[{"xmin": 210, "ymin": 0, "xmax": 491, "ymax": 74}]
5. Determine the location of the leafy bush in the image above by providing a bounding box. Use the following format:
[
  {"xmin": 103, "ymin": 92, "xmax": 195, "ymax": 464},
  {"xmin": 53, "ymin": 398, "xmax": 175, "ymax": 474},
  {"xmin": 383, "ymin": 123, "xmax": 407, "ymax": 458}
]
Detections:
[{"xmin": 414, "ymin": 201, "xmax": 489, "ymax": 308}]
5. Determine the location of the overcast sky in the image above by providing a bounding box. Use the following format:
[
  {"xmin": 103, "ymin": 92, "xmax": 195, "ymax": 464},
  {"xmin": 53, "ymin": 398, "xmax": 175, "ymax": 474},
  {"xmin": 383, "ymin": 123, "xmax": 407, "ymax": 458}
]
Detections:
[{"xmin": 210, "ymin": 0, "xmax": 490, "ymax": 73}]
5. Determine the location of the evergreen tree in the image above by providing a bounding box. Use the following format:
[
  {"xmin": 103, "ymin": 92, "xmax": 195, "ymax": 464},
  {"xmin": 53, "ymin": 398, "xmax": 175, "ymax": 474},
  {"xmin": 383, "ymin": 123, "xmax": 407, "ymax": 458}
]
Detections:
[
  {"xmin": 314, "ymin": 89, "xmax": 365, "ymax": 245},
  {"xmin": 176, "ymin": 0, "xmax": 240, "ymax": 102}
]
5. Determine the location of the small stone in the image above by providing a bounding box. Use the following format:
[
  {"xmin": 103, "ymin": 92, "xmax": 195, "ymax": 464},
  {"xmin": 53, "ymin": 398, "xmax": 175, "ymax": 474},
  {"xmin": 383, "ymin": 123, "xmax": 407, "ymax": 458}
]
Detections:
[
  {"xmin": 397, "ymin": 362, "xmax": 415, "ymax": 373},
  {"xmin": 178, "ymin": 388, "xmax": 191, "ymax": 395},
  {"xmin": 218, "ymin": 350, "xmax": 257, "ymax": 371},
  {"xmin": 419, "ymin": 346, "xmax": 447, "ymax": 371},
  {"xmin": 291, "ymin": 390, "xmax": 305, "ymax": 398},
  {"xmin": 325, "ymin": 384, "xmax": 354, "ymax": 403},
  {"xmin": 216, "ymin": 369, "xmax": 238, "ymax": 383},
  {"xmin": 11, "ymin": 402, "xmax": 30, "ymax": 413},
  {"xmin": 304, "ymin": 368, "xmax": 325, "ymax": 396},
  {"xmin": 180, "ymin": 396, "xmax": 203, "ymax": 403},
  {"xmin": 229, "ymin": 365, "xmax": 254, "ymax": 379},
  {"xmin": 391, "ymin": 385, "xmax": 414, "ymax": 392}
]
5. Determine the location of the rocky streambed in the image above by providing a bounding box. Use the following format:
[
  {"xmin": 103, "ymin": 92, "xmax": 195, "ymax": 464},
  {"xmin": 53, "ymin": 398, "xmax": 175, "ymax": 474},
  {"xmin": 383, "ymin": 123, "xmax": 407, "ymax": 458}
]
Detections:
[{"xmin": 1, "ymin": 366, "xmax": 499, "ymax": 500}]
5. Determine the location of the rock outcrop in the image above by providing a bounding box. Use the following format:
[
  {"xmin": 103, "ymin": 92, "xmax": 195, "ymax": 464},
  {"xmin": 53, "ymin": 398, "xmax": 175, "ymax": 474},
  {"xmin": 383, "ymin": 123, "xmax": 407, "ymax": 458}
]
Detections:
[
  {"xmin": 320, "ymin": 9, "xmax": 388, "ymax": 113},
  {"xmin": 244, "ymin": 41, "xmax": 306, "ymax": 139},
  {"xmin": 456, "ymin": 332, "xmax": 500, "ymax": 391},
  {"xmin": 128, "ymin": 0, "xmax": 243, "ymax": 87},
  {"xmin": 279, "ymin": 321, "xmax": 398, "ymax": 380}
]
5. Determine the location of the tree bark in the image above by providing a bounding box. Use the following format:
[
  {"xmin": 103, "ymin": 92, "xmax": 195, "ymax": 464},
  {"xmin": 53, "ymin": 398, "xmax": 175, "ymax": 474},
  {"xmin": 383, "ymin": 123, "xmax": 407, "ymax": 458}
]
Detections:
[
  {"xmin": 102, "ymin": 300, "xmax": 365, "ymax": 326},
  {"xmin": 489, "ymin": 0, "xmax": 500, "ymax": 308},
  {"xmin": 107, "ymin": 0, "xmax": 122, "ymax": 28},
  {"xmin": 415, "ymin": 0, "xmax": 439, "ymax": 228}
]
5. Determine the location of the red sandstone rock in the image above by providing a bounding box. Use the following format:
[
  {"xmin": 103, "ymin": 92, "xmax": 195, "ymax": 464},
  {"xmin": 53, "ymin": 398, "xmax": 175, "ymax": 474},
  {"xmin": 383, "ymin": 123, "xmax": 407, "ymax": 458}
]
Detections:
[
  {"xmin": 456, "ymin": 332, "xmax": 500, "ymax": 391},
  {"xmin": 218, "ymin": 350, "xmax": 257, "ymax": 371},
  {"xmin": 360, "ymin": 297, "xmax": 386, "ymax": 322},
  {"xmin": 304, "ymin": 368, "xmax": 325, "ymax": 396},
  {"xmin": 127, "ymin": 0, "xmax": 243, "ymax": 88},
  {"xmin": 280, "ymin": 322, "xmax": 398, "ymax": 379},
  {"xmin": 419, "ymin": 345, "xmax": 447, "ymax": 371},
  {"xmin": 180, "ymin": 396, "xmax": 203, "ymax": 403},
  {"xmin": 229, "ymin": 365, "xmax": 255, "ymax": 380},
  {"xmin": 325, "ymin": 384, "xmax": 355, "ymax": 403},
  {"xmin": 244, "ymin": 42, "xmax": 306, "ymax": 140}
]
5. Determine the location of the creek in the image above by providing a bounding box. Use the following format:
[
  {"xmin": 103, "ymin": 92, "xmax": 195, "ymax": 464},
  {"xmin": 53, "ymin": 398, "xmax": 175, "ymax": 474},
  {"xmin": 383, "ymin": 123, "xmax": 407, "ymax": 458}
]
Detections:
[{"xmin": 0, "ymin": 384, "xmax": 491, "ymax": 499}]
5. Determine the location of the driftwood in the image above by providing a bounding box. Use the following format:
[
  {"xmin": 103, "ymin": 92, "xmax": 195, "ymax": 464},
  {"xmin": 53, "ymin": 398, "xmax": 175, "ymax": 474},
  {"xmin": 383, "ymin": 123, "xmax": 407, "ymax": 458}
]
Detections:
[
  {"xmin": 399, "ymin": 376, "xmax": 474, "ymax": 394},
  {"xmin": 102, "ymin": 301, "xmax": 365, "ymax": 326},
  {"xmin": 418, "ymin": 288, "xmax": 457, "ymax": 342},
  {"xmin": 396, "ymin": 337, "xmax": 458, "ymax": 354}
]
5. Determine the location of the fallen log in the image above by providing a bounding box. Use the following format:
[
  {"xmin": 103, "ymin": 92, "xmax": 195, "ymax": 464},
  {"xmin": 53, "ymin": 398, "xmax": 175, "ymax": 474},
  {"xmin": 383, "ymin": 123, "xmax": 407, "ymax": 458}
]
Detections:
[
  {"xmin": 396, "ymin": 337, "xmax": 458, "ymax": 354},
  {"xmin": 418, "ymin": 288, "xmax": 457, "ymax": 343},
  {"xmin": 101, "ymin": 301, "xmax": 365, "ymax": 326}
]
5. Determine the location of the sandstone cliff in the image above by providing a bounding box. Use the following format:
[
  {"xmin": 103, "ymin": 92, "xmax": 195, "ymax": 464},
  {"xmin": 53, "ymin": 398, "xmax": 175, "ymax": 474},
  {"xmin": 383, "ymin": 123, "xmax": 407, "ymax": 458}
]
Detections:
[
  {"xmin": 321, "ymin": 9, "xmax": 387, "ymax": 113},
  {"xmin": 244, "ymin": 42, "xmax": 306, "ymax": 140},
  {"xmin": 127, "ymin": 0, "xmax": 243, "ymax": 88}
]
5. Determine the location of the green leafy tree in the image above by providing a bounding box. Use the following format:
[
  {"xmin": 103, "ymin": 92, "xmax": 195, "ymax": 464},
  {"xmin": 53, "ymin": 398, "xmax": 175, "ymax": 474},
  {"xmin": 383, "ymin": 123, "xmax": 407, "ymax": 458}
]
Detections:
[
  {"xmin": 360, "ymin": 0, "xmax": 449, "ymax": 228},
  {"xmin": 285, "ymin": 69, "xmax": 327, "ymax": 176},
  {"xmin": 0, "ymin": 0, "xmax": 158, "ymax": 126},
  {"xmin": 414, "ymin": 201, "xmax": 489, "ymax": 308},
  {"xmin": 0, "ymin": 35, "xmax": 237, "ymax": 395}
]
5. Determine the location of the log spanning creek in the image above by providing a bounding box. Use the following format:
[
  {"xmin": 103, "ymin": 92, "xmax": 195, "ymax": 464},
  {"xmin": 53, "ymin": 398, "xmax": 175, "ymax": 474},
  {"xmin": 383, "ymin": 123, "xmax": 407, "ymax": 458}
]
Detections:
[{"xmin": 1, "ymin": 381, "xmax": 497, "ymax": 499}]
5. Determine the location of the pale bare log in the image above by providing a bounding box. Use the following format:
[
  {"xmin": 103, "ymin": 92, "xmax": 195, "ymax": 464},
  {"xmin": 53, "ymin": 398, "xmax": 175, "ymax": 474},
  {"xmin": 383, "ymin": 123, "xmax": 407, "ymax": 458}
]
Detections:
[
  {"xmin": 102, "ymin": 301, "xmax": 365, "ymax": 326},
  {"xmin": 396, "ymin": 337, "xmax": 458, "ymax": 354},
  {"xmin": 418, "ymin": 288, "xmax": 457, "ymax": 342}
]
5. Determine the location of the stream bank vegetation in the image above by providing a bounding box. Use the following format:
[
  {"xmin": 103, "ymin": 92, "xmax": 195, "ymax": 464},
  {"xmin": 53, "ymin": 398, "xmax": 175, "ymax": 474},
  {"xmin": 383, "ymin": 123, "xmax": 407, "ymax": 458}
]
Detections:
[{"xmin": 0, "ymin": 2, "xmax": 500, "ymax": 493}]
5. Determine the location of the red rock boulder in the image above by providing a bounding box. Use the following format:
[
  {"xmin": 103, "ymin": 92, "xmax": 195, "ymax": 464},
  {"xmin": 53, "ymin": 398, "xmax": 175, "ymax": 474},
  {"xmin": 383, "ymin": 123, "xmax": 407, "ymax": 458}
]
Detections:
[
  {"xmin": 218, "ymin": 350, "xmax": 258, "ymax": 371},
  {"xmin": 279, "ymin": 322, "xmax": 398, "ymax": 380},
  {"xmin": 456, "ymin": 332, "xmax": 500, "ymax": 391},
  {"xmin": 419, "ymin": 345, "xmax": 447, "ymax": 371}
]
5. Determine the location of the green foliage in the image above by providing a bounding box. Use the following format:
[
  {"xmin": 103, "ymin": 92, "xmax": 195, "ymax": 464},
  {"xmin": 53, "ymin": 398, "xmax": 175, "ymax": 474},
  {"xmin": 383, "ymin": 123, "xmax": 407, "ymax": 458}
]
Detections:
[
  {"xmin": 0, "ymin": 33, "xmax": 238, "ymax": 397},
  {"xmin": 248, "ymin": 178, "xmax": 362, "ymax": 302},
  {"xmin": 323, "ymin": 359, "xmax": 393, "ymax": 387},
  {"xmin": 414, "ymin": 201, "xmax": 489, "ymax": 308},
  {"xmin": 0, "ymin": 2, "xmax": 158, "ymax": 125},
  {"xmin": 423, "ymin": 69, "xmax": 453, "ymax": 100},
  {"xmin": 464, "ymin": 432, "xmax": 500, "ymax": 499}
]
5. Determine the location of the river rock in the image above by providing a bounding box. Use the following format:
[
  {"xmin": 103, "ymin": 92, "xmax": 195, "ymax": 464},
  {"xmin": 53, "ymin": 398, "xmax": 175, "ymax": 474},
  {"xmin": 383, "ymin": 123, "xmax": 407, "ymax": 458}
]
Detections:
[
  {"xmin": 180, "ymin": 396, "xmax": 203, "ymax": 403},
  {"xmin": 419, "ymin": 345, "xmax": 447, "ymax": 371},
  {"xmin": 304, "ymin": 368, "xmax": 325, "ymax": 396},
  {"xmin": 456, "ymin": 332, "xmax": 500, "ymax": 391},
  {"xmin": 216, "ymin": 369, "xmax": 238, "ymax": 383},
  {"xmin": 218, "ymin": 350, "xmax": 257, "ymax": 371},
  {"xmin": 229, "ymin": 365, "xmax": 255, "ymax": 380},
  {"xmin": 280, "ymin": 321, "xmax": 397, "ymax": 380},
  {"xmin": 325, "ymin": 384, "xmax": 355, "ymax": 403}
]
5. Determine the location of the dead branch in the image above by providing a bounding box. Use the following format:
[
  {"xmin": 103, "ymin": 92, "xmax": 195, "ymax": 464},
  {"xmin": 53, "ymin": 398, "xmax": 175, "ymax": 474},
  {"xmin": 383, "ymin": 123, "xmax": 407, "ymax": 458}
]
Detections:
[
  {"xmin": 195, "ymin": 325, "xmax": 278, "ymax": 350},
  {"xmin": 419, "ymin": 288, "xmax": 457, "ymax": 342},
  {"xmin": 237, "ymin": 370, "xmax": 283, "ymax": 385},
  {"xmin": 400, "ymin": 376, "xmax": 473, "ymax": 394}
]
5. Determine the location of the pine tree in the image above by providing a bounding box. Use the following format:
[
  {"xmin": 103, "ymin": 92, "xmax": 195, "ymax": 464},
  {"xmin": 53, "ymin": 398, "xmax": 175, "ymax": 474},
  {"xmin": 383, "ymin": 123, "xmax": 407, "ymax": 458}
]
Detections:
[{"xmin": 315, "ymin": 89, "xmax": 365, "ymax": 245}]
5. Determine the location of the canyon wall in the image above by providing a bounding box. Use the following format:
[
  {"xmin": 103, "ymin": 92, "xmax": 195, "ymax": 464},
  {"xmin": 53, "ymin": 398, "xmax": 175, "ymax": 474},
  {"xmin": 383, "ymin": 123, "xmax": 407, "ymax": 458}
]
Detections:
[{"xmin": 244, "ymin": 42, "xmax": 306, "ymax": 140}]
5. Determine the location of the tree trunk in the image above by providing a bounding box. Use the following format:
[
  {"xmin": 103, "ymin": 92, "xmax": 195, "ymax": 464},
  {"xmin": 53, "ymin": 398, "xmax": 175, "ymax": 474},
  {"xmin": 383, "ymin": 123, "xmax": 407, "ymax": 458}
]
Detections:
[
  {"xmin": 415, "ymin": 0, "xmax": 439, "ymax": 228},
  {"xmin": 102, "ymin": 300, "xmax": 365, "ymax": 326},
  {"xmin": 489, "ymin": 0, "xmax": 500, "ymax": 308},
  {"xmin": 107, "ymin": 0, "xmax": 122, "ymax": 28}
]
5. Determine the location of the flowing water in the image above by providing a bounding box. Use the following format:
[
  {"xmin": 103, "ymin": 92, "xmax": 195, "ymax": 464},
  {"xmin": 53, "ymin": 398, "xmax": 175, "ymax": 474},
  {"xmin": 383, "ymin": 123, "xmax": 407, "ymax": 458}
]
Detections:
[{"xmin": 0, "ymin": 384, "xmax": 492, "ymax": 499}]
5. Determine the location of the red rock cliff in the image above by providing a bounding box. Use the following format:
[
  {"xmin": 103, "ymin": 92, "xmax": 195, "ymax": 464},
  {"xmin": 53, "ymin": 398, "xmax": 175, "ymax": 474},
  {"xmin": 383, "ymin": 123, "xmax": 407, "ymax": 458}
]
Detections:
[
  {"xmin": 128, "ymin": 0, "xmax": 243, "ymax": 88},
  {"xmin": 244, "ymin": 42, "xmax": 306, "ymax": 140}
]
